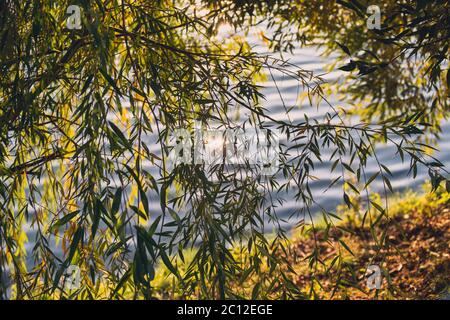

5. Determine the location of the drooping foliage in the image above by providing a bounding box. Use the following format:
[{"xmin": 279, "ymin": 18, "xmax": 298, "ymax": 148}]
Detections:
[{"xmin": 0, "ymin": 0, "xmax": 448, "ymax": 299}]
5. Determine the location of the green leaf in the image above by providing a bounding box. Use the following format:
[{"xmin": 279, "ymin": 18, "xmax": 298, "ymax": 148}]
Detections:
[
  {"xmin": 343, "ymin": 193, "xmax": 352, "ymax": 209},
  {"xmin": 67, "ymin": 227, "xmax": 84, "ymax": 264},
  {"xmin": 130, "ymin": 205, "xmax": 148, "ymax": 220},
  {"xmin": 168, "ymin": 208, "xmax": 181, "ymax": 224},
  {"xmin": 135, "ymin": 226, "xmax": 156, "ymax": 260},
  {"xmin": 111, "ymin": 187, "xmax": 123, "ymax": 216},
  {"xmin": 383, "ymin": 175, "xmax": 393, "ymax": 192},
  {"xmin": 364, "ymin": 172, "xmax": 379, "ymax": 189},
  {"xmin": 370, "ymin": 201, "xmax": 385, "ymax": 214},
  {"xmin": 109, "ymin": 121, "xmax": 132, "ymax": 150},
  {"xmin": 336, "ymin": 42, "xmax": 351, "ymax": 56},
  {"xmin": 92, "ymin": 199, "xmax": 101, "ymax": 237},
  {"xmin": 148, "ymin": 215, "xmax": 162, "ymax": 237},
  {"xmin": 327, "ymin": 211, "xmax": 343, "ymax": 221},
  {"xmin": 139, "ymin": 188, "xmax": 149, "ymax": 218},
  {"xmin": 159, "ymin": 249, "xmax": 178, "ymax": 278},
  {"xmin": 251, "ymin": 282, "xmax": 260, "ymax": 299},
  {"xmin": 339, "ymin": 60, "xmax": 356, "ymax": 72},
  {"xmin": 99, "ymin": 67, "xmax": 122, "ymax": 96},
  {"xmin": 339, "ymin": 240, "xmax": 355, "ymax": 256},
  {"xmin": 51, "ymin": 210, "xmax": 79, "ymax": 231},
  {"xmin": 447, "ymin": 69, "xmax": 450, "ymax": 95}
]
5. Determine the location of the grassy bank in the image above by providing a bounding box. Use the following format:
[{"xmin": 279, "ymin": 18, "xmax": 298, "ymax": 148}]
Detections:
[
  {"xmin": 152, "ymin": 187, "xmax": 449, "ymax": 300},
  {"xmin": 288, "ymin": 187, "xmax": 449, "ymax": 299}
]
